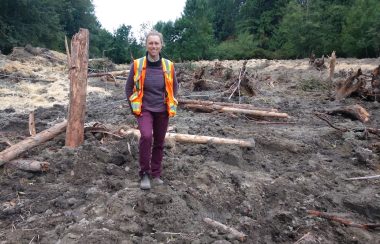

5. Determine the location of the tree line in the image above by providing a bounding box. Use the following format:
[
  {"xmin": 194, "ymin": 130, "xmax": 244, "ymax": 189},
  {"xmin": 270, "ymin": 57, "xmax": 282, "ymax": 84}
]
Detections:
[{"xmin": 0, "ymin": 0, "xmax": 379, "ymax": 63}]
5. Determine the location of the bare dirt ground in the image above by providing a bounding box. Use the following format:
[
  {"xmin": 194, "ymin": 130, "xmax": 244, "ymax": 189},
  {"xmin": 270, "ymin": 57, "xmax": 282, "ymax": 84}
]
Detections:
[{"xmin": 0, "ymin": 47, "xmax": 379, "ymax": 244}]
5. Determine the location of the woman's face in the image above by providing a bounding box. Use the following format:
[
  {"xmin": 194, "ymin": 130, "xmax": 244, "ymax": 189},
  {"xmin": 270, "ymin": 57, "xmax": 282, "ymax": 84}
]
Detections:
[{"xmin": 146, "ymin": 35, "xmax": 162, "ymax": 59}]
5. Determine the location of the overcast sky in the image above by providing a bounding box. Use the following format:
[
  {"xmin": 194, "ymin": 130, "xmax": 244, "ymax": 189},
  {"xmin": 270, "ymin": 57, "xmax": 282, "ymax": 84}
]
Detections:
[{"xmin": 93, "ymin": 0, "xmax": 186, "ymax": 36}]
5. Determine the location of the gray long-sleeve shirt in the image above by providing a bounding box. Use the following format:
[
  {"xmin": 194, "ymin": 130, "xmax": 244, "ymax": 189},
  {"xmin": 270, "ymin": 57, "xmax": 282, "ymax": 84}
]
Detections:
[{"xmin": 125, "ymin": 57, "xmax": 178, "ymax": 113}]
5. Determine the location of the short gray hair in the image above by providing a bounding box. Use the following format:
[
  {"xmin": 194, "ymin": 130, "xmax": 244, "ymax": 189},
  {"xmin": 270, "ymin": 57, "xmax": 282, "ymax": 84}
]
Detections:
[{"xmin": 145, "ymin": 30, "xmax": 165, "ymax": 47}]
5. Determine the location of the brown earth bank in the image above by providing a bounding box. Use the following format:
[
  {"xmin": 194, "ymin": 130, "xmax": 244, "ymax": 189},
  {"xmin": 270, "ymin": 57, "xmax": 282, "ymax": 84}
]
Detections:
[{"xmin": 0, "ymin": 47, "xmax": 380, "ymax": 244}]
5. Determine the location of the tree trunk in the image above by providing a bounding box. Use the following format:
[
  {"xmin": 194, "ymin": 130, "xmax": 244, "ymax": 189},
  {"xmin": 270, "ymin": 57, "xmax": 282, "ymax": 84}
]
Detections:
[
  {"xmin": 0, "ymin": 120, "xmax": 67, "ymax": 166},
  {"xmin": 65, "ymin": 28, "xmax": 90, "ymax": 148}
]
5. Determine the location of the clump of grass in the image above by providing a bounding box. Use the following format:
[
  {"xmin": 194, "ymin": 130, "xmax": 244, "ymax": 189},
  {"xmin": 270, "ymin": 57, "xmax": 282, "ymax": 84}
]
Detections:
[{"xmin": 298, "ymin": 78, "xmax": 330, "ymax": 91}]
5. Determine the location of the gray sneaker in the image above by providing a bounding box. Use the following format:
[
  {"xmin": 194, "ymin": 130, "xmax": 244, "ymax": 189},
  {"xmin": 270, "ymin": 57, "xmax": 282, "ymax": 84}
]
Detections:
[
  {"xmin": 140, "ymin": 174, "xmax": 151, "ymax": 190},
  {"xmin": 152, "ymin": 177, "xmax": 164, "ymax": 185}
]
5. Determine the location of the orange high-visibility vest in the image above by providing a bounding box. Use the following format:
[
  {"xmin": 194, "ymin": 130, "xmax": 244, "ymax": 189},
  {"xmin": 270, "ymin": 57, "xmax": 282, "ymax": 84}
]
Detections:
[{"xmin": 129, "ymin": 57, "xmax": 178, "ymax": 117}]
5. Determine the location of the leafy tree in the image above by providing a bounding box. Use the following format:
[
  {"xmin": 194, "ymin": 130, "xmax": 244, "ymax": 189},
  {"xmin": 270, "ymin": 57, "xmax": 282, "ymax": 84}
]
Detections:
[
  {"xmin": 0, "ymin": 0, "xmax": 64, "ymax": 53},
  {"xmin": 341, "ymin": 0, "xmax": 380, "ymax": 57},
  {"xmin": 172, "ymin": 0, "xmax": 214, "ymax": 61},
  {"xmin": 106, "ymin": 25, "xmax": 142, "ymax": 64},
  {"xmin": 207, "ymin": 0, "xmax": 240, "ymax": 42}
]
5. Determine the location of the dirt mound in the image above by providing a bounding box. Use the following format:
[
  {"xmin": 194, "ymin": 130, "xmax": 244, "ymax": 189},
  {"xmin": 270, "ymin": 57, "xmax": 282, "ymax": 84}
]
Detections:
[{"xmin": 0, "ymin": 49, "xmax": 380, "ymax": 243}]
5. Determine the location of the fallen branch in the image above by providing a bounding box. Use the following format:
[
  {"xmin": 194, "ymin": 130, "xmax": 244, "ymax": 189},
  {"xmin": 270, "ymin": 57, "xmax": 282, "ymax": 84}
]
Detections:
[
  {"xmin": 345, "ymin": 175, "xmax": 380, "ymax": 181},
  {"xmin": 0, "ymin": 120, "xmax": 67, "ymax": 166},
  {"xmin": 307, "ymin": 210, "xmax": 380, "ymax": 230},
  {"xmin": 203, "ymin": 217, "xmax": 247, "ymax": 242},
  {"xmin": 183, "ymin": 104, "xmax": 288, "ymax": 118},
  {"xmin": 6, "ymin": 159, "xmax": 49, "ymax": 172},
  {"xmin": 314, "ymin": 112, "xmax": 348, "ymax": 132},
  {"xmin": 178, "ymin": 99, "xmax": 278, "ymax": 112},
  {"xmin": 120, "ymin": 128, "xmax": 255, "ymax": 148}
]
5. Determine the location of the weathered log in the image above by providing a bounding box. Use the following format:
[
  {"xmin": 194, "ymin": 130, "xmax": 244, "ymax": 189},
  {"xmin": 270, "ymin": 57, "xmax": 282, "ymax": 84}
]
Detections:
[
  {"xmin": 29, "ymin": 111, "xmax": 36, "ymax": 136},
  {"xmin": 120, "ymin": 128, "xmax": 255, "ymax": 148},
  {"xmin": 335, "ymin": 68, "xmax": 365, "ymax": 100},
  {"xmin": 0, "ymin": 120, "xmax": 67, "ymax": 166},
  {"xmin": 203, "ymin": 217, "xmax": 247, "ymax": 242},
  {"xmin": 65, "ymin": 28, "xmax": 89, "ymax": 148},
  {"xmin": 178, "ymin": 99, "xmax": 278, "ymax": 112},
  {"xmin": 6, "ymin": 159, "xmax": 49, "ymax": 172},
  {"xmin": 325, "ymin": 104, "xmax": 370, "ymax": 123},
  {"xmin": 183, "ymin": 104, "xmax": 289, "ymax": 118}
]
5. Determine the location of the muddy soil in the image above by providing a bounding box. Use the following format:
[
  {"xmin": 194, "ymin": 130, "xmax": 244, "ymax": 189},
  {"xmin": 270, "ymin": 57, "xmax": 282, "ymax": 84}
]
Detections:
[{"xmin": 0, "ymin": 48, "xmax": 380, "ymax": 244}]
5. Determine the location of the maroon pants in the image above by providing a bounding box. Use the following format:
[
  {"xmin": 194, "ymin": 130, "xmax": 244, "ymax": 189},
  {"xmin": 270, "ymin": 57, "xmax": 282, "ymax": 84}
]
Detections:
[{"xmin": 137, "ymin": 110, "xmax": 169, "ymax": 178}]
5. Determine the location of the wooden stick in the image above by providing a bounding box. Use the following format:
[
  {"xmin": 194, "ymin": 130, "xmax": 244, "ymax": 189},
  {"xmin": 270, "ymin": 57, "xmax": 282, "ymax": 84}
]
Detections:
[
  {"xmin": 6, "ymin": 159, "xmax": 49, "ymax": 172},
  {"xmin": 178, "ymin": 98, "xmax": 277, "ymax": 112},
  {"xmin": 314, "ymin": 112, "xmax": 348, "ymax": 132},
  {"xmin": 345, "ymin": 175, "xmax": 380, "ymax": 181},
  {"xmin": 65, "ymin": 28, "xmax": 89, "ymax": 148},
  {"xmin": 183, "ymin": 104, "xmax": 289, "ymax": 118},
  {"xmin": 0, "ymin": 120, "xmax": 67, "ymax": 166},
  {"xmin": 307, "ymin": 210, "xmax": 380, "ymax": 230},
  {"xmin": 29, "ymin": 111, "xmax": 36, "ymax": 136},
  {"xmin": 203, "ymin": 217, "xmax": 247, "ymax": 242},
  {"xmin": 120, "ymin": 128, "xmax": 255, "ymax": 148}
]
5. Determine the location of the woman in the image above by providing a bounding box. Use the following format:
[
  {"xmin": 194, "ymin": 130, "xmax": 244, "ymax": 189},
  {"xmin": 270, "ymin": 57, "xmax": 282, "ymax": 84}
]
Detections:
[{"xmin": 125, "ymin": 30, "xmax": 178, "ymax": 190}]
